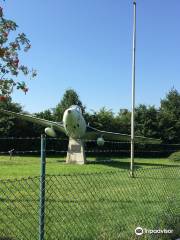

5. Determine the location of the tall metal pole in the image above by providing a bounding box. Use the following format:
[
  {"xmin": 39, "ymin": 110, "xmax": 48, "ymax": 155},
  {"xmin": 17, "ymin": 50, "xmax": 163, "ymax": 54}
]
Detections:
[{"xmin": 130, "ymin": 1, "xmax": 136, "ymax": 177}]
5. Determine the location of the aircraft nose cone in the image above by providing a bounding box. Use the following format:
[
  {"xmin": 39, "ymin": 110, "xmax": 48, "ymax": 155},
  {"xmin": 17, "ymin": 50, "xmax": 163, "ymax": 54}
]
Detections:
[{"xmin": 68, "ymin": 110, "xmax": 71, "ymax": 114}]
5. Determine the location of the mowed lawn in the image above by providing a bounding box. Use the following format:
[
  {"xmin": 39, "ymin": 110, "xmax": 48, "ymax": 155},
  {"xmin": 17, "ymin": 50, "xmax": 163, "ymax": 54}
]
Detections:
[
  {"xmin": 0, "ymin": 155, "xmax": 179, "ymax": 178},
  {"xmin": 0, "ymin": 156, "xmax": 180, "ymax": 240}
]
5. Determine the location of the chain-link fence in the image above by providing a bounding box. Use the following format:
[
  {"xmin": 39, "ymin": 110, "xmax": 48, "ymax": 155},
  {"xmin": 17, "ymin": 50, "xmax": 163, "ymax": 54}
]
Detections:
[
  {"xmin": 0, "ymin": 166, "xmax": 180, "ymax": 240},
  {"xmin": 1, "ymin": 137, "xmax": 180, "ymax": 158}
]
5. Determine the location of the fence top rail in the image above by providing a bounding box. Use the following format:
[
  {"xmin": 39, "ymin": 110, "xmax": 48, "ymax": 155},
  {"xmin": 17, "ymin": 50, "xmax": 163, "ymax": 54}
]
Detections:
[
  {"xmin": 0, "ymin": 149, "xmax": 179, "ymax": 155},
  {"xmin": 0, "ymin": 137, "xmax": 131, "ymax": 144}
]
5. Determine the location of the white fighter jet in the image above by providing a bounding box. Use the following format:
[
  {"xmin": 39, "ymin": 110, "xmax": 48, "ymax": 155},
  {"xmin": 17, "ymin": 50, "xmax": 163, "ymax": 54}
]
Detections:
[{"xmin": 0, "ymin": 105, "xmax": 161, "ymax": 144}]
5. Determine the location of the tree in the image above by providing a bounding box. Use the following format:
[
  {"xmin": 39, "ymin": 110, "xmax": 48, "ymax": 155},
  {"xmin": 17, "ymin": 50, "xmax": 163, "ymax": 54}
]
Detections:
[
  {"xmin": 35, "ymin": 109, "xmax": 55, "ymax": 121},
  {"xmin": 0, "ymin": 97, "xmax": 22, "ymax": 136},
  {"xmin": 115, "ymin": 109, "xmax": 131, "ymax": 134},
  {"xmin": 160, "ymin": 88, "xmax": 180, "ymax": 118},
  {"xmin": 54, "ymin": 89, "xmax": 85, "ymax": 121},
  {"xmin": 0, "ymin": 3, "xmax": 36, "ymax": 99},
  {"xmin": 97, "ymin": 107, "xmax": 115, "ymax": 131},
  {"xmin": 86, "ymin": 107, "xmax": 114, "ymax": 131},
  {"xmin": 135, "ymin": 104, "xmax": 160, "ymax": 139},
  {"xmin": 159, "ymin": 88, "xmax": 180, "ymax": 143}
]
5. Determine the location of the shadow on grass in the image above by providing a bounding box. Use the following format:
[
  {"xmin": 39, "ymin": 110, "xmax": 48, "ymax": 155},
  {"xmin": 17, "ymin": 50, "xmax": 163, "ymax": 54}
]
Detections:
[
  {"xmin": 87, "ymin": 158, "xmax": 180, "ymax": 171},
  {"xmin": 134, "ymin": 162, "xmax": 180, "ymax": 168},
  {"xmin": 55, "ymin": 159, "xmax": 66, "ymax": 163},
  {"xmin": 86, "ymin": 159, "xmax": 135, "ymax": 170}
]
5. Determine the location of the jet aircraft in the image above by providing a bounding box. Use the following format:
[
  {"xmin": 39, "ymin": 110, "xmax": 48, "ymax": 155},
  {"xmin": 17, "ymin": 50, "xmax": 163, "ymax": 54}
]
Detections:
[{"xmin": 0, "ymin": 105, "xmax": 161, "ymax": 145}]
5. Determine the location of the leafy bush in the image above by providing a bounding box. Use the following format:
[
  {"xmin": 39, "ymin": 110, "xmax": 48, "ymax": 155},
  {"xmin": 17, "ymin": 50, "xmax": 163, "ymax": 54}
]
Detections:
[{"xmin": 168, "ymin": 151, "xmax": 180, "ymax": 161}]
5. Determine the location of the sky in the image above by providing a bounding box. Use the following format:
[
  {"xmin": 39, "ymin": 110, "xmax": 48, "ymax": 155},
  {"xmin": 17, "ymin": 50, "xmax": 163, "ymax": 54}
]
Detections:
[{"xmin": 2, "ymin": 0, "xmax": 180, "ymax": 114}]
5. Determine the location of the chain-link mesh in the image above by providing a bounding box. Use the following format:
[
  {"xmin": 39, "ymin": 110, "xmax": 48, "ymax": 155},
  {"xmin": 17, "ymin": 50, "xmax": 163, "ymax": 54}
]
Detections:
[
  {"xmin": 0, "ymin": 177, "xmax": 40, "ymax": 240},
  {"xmin": 0, "ymin": 166, "xmax": 180, "ymax": 240}
]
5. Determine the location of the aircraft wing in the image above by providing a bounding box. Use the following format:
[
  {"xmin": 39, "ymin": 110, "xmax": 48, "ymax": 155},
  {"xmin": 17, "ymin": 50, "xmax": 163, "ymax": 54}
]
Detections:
[
  {"xmin": 85, "ymin": 125, "xmax": 161, "ymax": 144},
  {"xmin": 0, "ymin": 109, "xmax": 65, "ymax": 133}
]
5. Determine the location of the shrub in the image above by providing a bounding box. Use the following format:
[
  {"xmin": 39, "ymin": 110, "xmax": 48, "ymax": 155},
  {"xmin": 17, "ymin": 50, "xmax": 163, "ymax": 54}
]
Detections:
[{"xmin": 168, "ymin": 151, "xmax": 180, "ymax": 161}]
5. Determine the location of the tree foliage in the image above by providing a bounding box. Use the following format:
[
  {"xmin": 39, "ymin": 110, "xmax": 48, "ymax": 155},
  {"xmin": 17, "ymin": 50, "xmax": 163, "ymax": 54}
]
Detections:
[
  {"xmin": 135, "ymin": 105, "xmax": 160, "ymax": 138},
  {"xmin": 0, "ymin": 88, "xmax": 180, "ymax": 144},
  {"xmin": 0, "ymin": 97, "xmax": 22, "ymax": 136},
  {"xmin": 0, "ymin": 3, "xmax": 36, "ymax": 99},
  {"xmin": 115, "ymin": 109, "xmax": 131, "ymax": 134},
  {"xmin": 159, "ymin": 89, "xmax": 180, "ymax": 143},
  {"xmin": 54, "ymin": 89, "xmax": 85, "ymax": 121}
]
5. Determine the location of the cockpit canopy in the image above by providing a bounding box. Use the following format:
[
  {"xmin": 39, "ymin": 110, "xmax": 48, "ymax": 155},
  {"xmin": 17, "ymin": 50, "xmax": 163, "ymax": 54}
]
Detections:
[{"xmin": 70, "ymin": 105, "xmax": 82, "ymax": 114}]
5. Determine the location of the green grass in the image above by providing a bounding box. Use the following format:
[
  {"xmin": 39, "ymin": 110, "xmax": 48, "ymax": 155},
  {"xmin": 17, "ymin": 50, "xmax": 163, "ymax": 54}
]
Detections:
[
  {"xmin": 0, "ymin": 156, "xmax": 180, "ymax": 239},
  {"xmin": 0, "ymin": 155, "xmax": 179, "ymax": 179}
]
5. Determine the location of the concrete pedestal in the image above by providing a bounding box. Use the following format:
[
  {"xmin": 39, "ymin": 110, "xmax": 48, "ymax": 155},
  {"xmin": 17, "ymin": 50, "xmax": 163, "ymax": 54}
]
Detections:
[{"xmin": 66, "ymin": 138, "xmax": 86, "ymax": 164}]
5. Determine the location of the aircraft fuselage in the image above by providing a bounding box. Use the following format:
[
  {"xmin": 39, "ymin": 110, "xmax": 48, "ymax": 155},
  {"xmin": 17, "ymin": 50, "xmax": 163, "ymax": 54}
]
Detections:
[{"xmin": 63, "ymin": 105, "xmax": 86, "ymax": 139}]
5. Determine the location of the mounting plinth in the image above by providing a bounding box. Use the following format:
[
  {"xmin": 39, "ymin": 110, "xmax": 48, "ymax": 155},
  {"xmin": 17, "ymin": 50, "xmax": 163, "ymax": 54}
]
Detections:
[{"xmin": 66, "ymin": 138, "xmax": 86, "ymax": 164}]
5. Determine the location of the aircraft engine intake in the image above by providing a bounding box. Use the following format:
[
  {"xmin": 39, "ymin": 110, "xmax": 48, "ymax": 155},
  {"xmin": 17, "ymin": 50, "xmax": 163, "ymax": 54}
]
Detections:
[
  {"xmin": 97, "ymin": 137, "xmax": 105, "ymax": 146},
  {"xmin": 45, "ymin": 127, "xmax": 56, "ymax": 137}
]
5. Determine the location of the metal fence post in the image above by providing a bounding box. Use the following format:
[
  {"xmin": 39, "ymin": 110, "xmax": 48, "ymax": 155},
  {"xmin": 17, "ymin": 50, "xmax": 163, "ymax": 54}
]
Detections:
[{"xmin": 39, "ymin": 134, "xmax": 46, "ymax": 240}]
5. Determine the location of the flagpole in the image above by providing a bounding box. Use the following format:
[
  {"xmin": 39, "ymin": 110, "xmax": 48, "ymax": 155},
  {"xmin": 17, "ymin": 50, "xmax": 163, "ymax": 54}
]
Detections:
[{"xmin": 130, "ymin": 0, "xmax": 136, "ymax": 177}]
